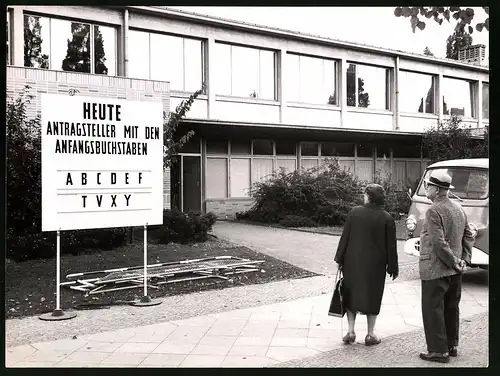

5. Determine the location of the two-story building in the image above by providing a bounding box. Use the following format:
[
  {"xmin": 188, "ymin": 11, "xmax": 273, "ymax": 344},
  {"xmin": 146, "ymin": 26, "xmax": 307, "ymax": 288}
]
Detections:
[{"xmin": 6, "ymin": 6, "xmax": 489, "ymax": 218}]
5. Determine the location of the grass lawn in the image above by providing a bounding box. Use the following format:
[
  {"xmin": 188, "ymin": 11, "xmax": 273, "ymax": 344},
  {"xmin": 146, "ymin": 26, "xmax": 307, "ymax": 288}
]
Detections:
[{"xmin": 5, "ymin": 236, "xmax": 317, "ymax": 320}]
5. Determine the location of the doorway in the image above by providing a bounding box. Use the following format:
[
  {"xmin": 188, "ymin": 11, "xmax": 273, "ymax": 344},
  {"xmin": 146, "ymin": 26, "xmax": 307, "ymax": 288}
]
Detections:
[{"xmin": 182, "ymin": 156, "xmax": 202, "ymax": 212}]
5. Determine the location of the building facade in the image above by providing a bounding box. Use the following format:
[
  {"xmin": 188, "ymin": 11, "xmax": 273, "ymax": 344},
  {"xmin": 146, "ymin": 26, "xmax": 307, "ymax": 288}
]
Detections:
[{"xmin": 7, "ymin": 6, "xmax": 490, "ymax": 218}]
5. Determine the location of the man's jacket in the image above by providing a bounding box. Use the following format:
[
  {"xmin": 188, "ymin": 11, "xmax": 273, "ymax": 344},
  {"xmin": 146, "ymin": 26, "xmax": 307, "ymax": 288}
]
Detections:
[{"xmin": 419, "ymin": 195, "xmax": 475, "ymax": 281}]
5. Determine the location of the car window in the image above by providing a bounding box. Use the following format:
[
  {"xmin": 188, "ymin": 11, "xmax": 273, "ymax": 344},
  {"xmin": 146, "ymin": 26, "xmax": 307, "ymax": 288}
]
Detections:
[{"xmin": 416, "ymin": 167, "xmax": 489, "ymax": 199}]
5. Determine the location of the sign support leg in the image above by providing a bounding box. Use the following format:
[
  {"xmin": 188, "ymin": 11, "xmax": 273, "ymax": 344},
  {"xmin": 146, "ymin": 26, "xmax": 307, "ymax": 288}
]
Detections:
[
  {"xmin": 132, "ymin": 224, "xmax": 161, "ymax": 307},
  {"xmin": 40, "ymin": 229, "xmax": 77, "ymax": 321}
]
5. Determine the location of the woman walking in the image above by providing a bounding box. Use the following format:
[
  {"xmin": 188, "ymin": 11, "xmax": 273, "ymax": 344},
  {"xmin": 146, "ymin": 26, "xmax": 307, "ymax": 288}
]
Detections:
[{"xmin": 334, "ymin": 183, "xmax": 399, "ymax": 346}]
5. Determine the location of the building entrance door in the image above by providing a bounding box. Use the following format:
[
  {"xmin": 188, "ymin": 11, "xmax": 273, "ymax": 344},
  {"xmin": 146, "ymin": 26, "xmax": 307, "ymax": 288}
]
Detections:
[{"xmin": 182, "ymin": 156, "xmax": 201, "ymax": 212}]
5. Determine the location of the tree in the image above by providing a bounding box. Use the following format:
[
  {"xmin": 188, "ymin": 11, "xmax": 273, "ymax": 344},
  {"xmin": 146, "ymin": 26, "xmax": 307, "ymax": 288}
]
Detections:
[
  {"xmin": 423, "ymin": 46, "xmax": 434, "ymax": 56},
  {"xmin": 163, "ymin": 83, "xmax": 206, "ymax": 168},
  {"xmin": 23, "ymin": 15, "xmax": 49, "ymax": 68},
  {"xmin": 347, "ymin": 65, "xmax": 370, "ymax": 108},
  {"xmin": 394, "ymin": 7, "xmax": 489, "ymax": 34},
  {"xmin": 93, "ymin": 26, "xmax": 109, "ymax": 75},
  {"xmin": 423, "ymin": 115, "xmax": 488, "ymax": 163},
  {"xmin": 62, "ymin": 23, "xmax": 91, "ymax": 72},
  {"xmin": 446, "ymin": 29, "xmax": 473, "ymax": 60}
]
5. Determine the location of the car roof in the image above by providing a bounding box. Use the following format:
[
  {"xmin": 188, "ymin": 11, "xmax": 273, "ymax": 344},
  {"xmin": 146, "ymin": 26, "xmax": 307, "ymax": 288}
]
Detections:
[{"xmin": 428, "ymin": 158, "xmax": 489, "ymax": 169}]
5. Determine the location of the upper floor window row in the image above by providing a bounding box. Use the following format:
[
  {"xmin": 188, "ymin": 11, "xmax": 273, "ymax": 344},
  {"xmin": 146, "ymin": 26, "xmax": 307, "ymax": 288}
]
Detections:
[
  {"xmin": 23, "ymin": 14, "xmax": 116, "ymax": 76},
  {"xmin": 347, "ymin": 63, "xmax": 391, "ymax": 111},
  {"xmin": 214, "ymin": 42, "xmax": 277, "ymax": 100},
  {"xmin": 128, "ymin": 30, "xmax": 204, "ymax": 93},
  {"xmin": 286, "ymin": 53, "xmax": 338, "ymax": 106}
]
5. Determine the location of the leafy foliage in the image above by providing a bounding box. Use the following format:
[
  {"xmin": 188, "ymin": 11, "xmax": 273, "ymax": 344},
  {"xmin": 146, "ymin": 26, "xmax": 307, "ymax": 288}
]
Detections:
[
  {"xmin": 423, "ymin": 115, "xmax": 488, "ymax": 163},
  {"xmin": 423, "ymin": 46, "xmax": 434, "ymax": 56},
  {"xmin": 237, "ymin": 160, "xmax": 363, "ymax": 226},
  {"xmin": 24, "ymin": 15, "xmax": 49, "ymax": 68},
  {"xmin": 374, "ymin": 170, "xmax": 411, "ymax": 219},
  {"xmin": 394, "ymin": 7, "xmax": 489, "ymax": 34},
  {"xmin": 163, "ymin": 83, "xmax": 205, "ymax": 168},
  {"xmin": 446, "ymin": 29, "xmax": 473, "ymax": 60},
  {"xmin": 149, "ymin": 209, "xmax": 217, "ymax": 244}
]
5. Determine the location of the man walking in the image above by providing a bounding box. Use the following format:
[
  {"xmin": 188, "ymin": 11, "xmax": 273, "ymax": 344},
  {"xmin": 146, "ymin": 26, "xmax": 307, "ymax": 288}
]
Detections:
[{"xmin": 419, "ymin": 170, "xmax": 475, "ymax": 363}]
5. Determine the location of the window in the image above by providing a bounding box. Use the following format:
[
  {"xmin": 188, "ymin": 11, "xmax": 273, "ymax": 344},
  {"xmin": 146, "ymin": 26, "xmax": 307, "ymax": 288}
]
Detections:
[
  {"xmin": 301, "ymin": 142, "xmax": 319, "ymax": 156},
  {"xmin": 206, "ymin": 158, "xmax": 227, "ymax": 199},
  {"xmin": 416, "ymin": 168, "xmax": 488, "ymax": 199},
  {"xmin": 482, "ymin": 83, "xmax": 489, "ymax": 119},
  {"xmin": 287, "ymin": 53, "xmax": 338, "ymax": 105},
  {"xmin": 253, "ymin": 139, "xmax": 274, "ymax": 155},
  {"xmin": 23, "ymin": 14, "xmax": 116, "ymax": 75},
  {"xmin": 230, "ymin": 158, "xmax": 251, "ymax": 197},
  {"xmin": 321, "ymin": 142, "xmax": 354, "ymax": 157},
  {"xmin": 206, "ymin": 140, "xmax": 228, "ymax": 154},
  {"xmin": 347, "ymin": 63, "xmax": 390, "ymax": 110},
  {"xmin": 275, "ymin": 140, "xmax": 296, "ymax": 155},
  {"xmin": 399, "ymin": 70, "xmax": 435, "ymax": 114},
  {"xmin": 252, "ymin": 159, "xmax": 274, "ymax": 184},
  {"xmin": 357, "ymin": 144, "xmax": 373, "ymax": 158},
  {"xmin": 129, "ymin": 30, "xmax": 203, "ymax": 92},
  {"xmin": 231, "ymin": 140, "xmax": 251, "ymax": 155},
  {"xmin": 442, "ymin": 77, "xmax": 475, "ymax": 118},
  {"xmin": 393, "ymin": 144, "xmax": 421, "ymax": 158},
  {"xmin": 7, "ymin": 10, "xmax": 10, "ymax": 64},
  {"xmin": 214, "ymin": 42, "xmax": 276, "ymax": 100}
]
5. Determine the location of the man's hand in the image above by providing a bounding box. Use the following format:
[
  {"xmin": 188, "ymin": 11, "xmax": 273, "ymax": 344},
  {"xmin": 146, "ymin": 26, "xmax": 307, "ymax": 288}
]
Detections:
[
  {"xmin": 388, "ymin": 271, "xmax": 398, "ymax": 280},
  {"xmin": 455, "ymin": 259, "xmax": 467, "ymax": 273}
]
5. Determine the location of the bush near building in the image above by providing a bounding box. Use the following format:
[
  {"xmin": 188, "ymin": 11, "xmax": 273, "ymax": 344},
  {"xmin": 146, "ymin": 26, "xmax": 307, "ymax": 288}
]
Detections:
[{"xmin": 237, "ymin": 159, "xmax": 411, "ymax": 227}]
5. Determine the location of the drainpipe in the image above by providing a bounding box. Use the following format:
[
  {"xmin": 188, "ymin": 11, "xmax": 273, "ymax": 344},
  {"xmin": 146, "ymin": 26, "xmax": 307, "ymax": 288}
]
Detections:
[{"xmin": 123, "ymin": 9, "xmax": 129, "ymax": 77}]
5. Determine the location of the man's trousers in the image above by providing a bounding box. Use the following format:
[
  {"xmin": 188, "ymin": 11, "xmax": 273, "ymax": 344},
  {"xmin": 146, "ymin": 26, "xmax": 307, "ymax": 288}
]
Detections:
[{"xmin": 421, "ymin": 273, "xmax": 462, "ymax": 354}]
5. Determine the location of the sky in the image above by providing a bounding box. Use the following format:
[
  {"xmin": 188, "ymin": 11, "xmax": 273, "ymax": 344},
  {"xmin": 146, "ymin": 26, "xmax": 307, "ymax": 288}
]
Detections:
[{"xmin": 170, "ymin": 6, "xmax": 489, "ymax": 61}]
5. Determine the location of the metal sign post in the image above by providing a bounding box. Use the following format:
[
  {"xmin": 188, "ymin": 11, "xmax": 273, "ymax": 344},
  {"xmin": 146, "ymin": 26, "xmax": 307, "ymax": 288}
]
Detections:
[
  {"xmin": 40, "ymin": 229, "xmax": 77, "ymax": 321},
  {"xmin": 132, "ymin": 224, "xmax": 161, "ymax": 307}
]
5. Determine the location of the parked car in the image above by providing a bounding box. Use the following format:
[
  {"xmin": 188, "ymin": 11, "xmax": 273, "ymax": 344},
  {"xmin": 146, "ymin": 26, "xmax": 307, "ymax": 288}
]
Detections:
[{"xmin": 404, "ymin": 158, "xmax": 489, "ymax": 269}]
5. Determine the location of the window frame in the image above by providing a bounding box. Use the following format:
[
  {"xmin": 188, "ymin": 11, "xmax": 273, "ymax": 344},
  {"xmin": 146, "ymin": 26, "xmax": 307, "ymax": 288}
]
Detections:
[
  {"xmin": 214, "ymin": 41, "xmax": 278, "ymax": 101},
  {"xmin": 398, "ymin": 69, "xmax": 436, "ymax": 115},
  {"xmin": 23, "ymin": 12, "xmax": 118, "ymax": 76},
  {"xmin": 346, "ymin": 61, "xmax": 391, "ymax": 111},
  {"xmin": 287, "ymin": 52, "xmax": 340, "ymax": 106},
  {"xmin": 441, "ymin": 75, "xmax": 477, "ymax": 119},
  {"xmin": 130, "ymin": 28, "xmax": 205, "ymax": 93}
]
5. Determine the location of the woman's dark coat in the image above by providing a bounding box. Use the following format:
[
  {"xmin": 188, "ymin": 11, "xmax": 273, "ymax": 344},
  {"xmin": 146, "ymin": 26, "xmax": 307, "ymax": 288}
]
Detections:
[{"xmin": 334, "ymin": 203, "xmax": 398, "ymax": 315}]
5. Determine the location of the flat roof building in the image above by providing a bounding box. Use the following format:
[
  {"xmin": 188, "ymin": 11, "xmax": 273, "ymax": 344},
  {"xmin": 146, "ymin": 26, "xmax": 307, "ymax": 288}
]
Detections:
[{"xmin": 6, "ymin": 6, "xmax": 489, "ymax": 217}]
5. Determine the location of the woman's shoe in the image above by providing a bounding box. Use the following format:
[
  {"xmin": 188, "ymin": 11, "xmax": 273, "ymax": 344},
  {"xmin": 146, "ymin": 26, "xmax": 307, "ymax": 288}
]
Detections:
[
  {"xmin": 365, "ymin": 334, "xmax": 381, "ymax": 346},
  {"xmin": 342, "ymin": 332, "xmax": 356, "ymax": 344}
]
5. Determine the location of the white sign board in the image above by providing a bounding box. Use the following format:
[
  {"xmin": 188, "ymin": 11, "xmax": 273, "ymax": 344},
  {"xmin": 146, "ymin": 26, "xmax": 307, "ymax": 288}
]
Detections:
[{"xmin": 41, "ymin": 94, "xmax": 164, "ymax": 231}]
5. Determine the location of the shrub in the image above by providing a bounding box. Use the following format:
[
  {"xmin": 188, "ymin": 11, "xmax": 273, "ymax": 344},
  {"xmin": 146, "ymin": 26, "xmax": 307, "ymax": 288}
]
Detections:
[
  {"xmin": 374, "ymin": 170, "xmax": 411, "ymax": 219},
  {"xmin": 238, "ymin": 159, "xmax": 362, "ymax": 225},
  {"xmin": 279, "ymin": 215, "xmax": 317, "ymax": 228},
  {"xmin": 313, "ymin": 200, "xmax": 355, "ymax": 226},
  {"xmin": 151, "ymin": 209, "xmax": 217, "ymax": 244}
]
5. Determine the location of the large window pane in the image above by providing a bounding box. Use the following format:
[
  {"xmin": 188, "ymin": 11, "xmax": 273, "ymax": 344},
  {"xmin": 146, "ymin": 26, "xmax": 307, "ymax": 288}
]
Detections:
[
  {"xmin": 253, "ymin": 139, "xmax": 274, "ymax": 155},
  {"xmin": 51, "ymin": 19, "xmax": 91, "ymax": 73},
  {"xmin": 442, "ymin": 77, "xmax": 475, "ymax": 118},
  {"xmin": 324, "ymin": 59, "xmax": 337, "ymax": 105},
  {"xmin": 300, "ymin": 55, "xmax": 323, "ymax": 104},
  {"xmin": 286, "ymin": 53, "xmax": 300, "ymax": 102},
  {"xmin": 276, "ymin": 140, "xmax": 296, "ymax": 155},
  {"xmin": 151, "ymin": 33, "xmax": 183, "ymax": 89},
  {"xmin": 94, "ymin": 25, "xmax": 116, "ymax": 76},
  {"xmin": 206, "ymin": 158, "xmax": 228, "ymax": 198},
  {"xmin": 232, "ymin": 45, "xmax": 259, "ymax": 98},
  {"xmin": 24, "ymin": 15, "xmax": 50, "ymax": 68},
  {"xmin": 276, "ymin": 159, "xmax": 296, "ymax": 173},
  {"xmin": 321, "ymin": 142, "xmax": 354, "ymax": 157},
  {"xmin": 252, "ymin": 159, "xmax": 274, "ymax": 184},
  {"xmin": 230, "ymin": 158, "xmax": 251, "ymax": 197},
  {"xmin": 214, "ymin": 43, "xmax": 231, "ymax": 95},
  {"xmin": 356, "ymin": 64, "xmax": 388, "ymax": 110},
  {"xmin": 206, "ymin": 140, "xmax": 228, "ymax": 154},
  {"xmin": 301, "ymin": 142, "xmax": 319, "ymax": 156},
  {"xmin": 399, "ymin": 70, "xmax": 434, "ymax": 114},
  {"xmin": 259, "ymin": 50, "xmax": 276, "ymax": 100},
  {"xmin": 184, "ymin": 38, "xmax": 203, "ymax": 92},
  {"xmin": 231, "ymin": 140, "xmax": 251, "ymax": 155},
  {"xmin": 347, "ymin": 63, "xmax": 389, "ymax": 110},
  {"xmin": 482, "ymin": 83, "xmax": 489, "ymax": 119},
  {"xmin": 128, "ymin": 30, "xmax": 150, "ymax": 79},
  {"xmin": 357, "ymin": 144, "xmax": 373, "ymax": 158}
]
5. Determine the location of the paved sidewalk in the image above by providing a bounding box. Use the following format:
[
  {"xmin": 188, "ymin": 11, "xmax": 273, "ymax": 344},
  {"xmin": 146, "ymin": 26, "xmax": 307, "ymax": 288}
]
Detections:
[
  {"xmin": 6, "ymin": 278, "xmax": 488, "ymax": 368},
  {"xmin": 212, "ymin": 222, "xmax": 415, "ymax": 276}
]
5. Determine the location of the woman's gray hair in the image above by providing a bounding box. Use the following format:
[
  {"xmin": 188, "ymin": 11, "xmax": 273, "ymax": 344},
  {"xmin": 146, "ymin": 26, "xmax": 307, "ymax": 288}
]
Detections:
[{"xmin": 364, "ymin": 183, "xmax": 385, "ymax": 206}]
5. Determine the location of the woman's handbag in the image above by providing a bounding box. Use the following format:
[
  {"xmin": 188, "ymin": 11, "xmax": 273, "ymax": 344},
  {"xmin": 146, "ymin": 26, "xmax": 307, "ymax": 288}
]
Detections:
[{"xmin": 328, "ymin": 267, "xmax": 345, "ymax": 318}]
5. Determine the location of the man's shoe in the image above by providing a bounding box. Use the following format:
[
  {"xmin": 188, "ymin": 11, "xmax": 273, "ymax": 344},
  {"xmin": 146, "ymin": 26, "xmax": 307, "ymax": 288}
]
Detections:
[
  {"xmin": 449, "ymin": 347, "xmax": 458, "ymax": 357},
  {"xmin": 419, "ymin": 352, "xmax": 450, "ymax": 363}
]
